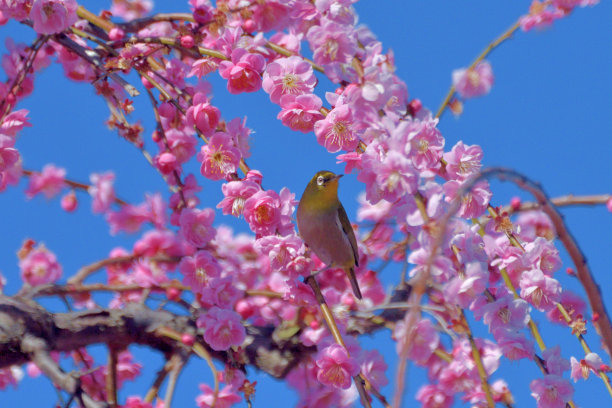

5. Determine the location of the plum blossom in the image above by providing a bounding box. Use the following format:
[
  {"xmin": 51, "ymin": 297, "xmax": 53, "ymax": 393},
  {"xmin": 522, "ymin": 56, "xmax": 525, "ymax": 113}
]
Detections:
[
  {"xmin": 452, "ymin": 61, "xmax": 494, "ymax": 99},
  {"xmin": 278, "ymin": 94, "xmax": 324, "ymax": 133},
  {"xmin": 530, "ymin": 375, "xmax": 573, "ymax": 408},
  {"xmin": 219, "ymin": 48, "xmax": 266, "ymax": 94},
  {"xmin": 443, "ymin": 179, "xmax": 492, "ymax": 219},
  {"xmin": 443, "ymin": 142, "xmax": 483, "ymax": 181},
  {"xmin": 179, "ymin": 208, "xmax": 216, "ymax": 247},
  {"xmin": 262, "ymin": 56, "xmax": 316, "ymax": 104},
  {"xmin": 314, "ymin": 100, "xmax": 360, "ymax": 152},
  {"xmin": 179, "ymin": 250, "xmax": 221, "ymax": 294},
  {"xmin": 25, "ymin": 164, "xmax": 65, "ymax": 199},
  {"xmin": 519, "ymin": 269, "xmax": 562, "ymax": 311},
  {"xmin": 196, "ymin": 383, "xmax": 241, "ymax": 408},
  {"xmin": 394, "ymin": 318, "xmax": 439, "ymax": 364},
  {"xmin": 315, "ymin": 343, "xmax": 359, "ymax": 389},
  {"xmin": 243, "ymin": 189, "xmax": 282, "ymax": 236},
  {"xmin": 445, "ymin": 261, "xmax": 488, "ymax": 308},
  {"xmin": 519, "ymin": 1, "xmax": 565, "ymax": 31},
  {"xmin": 197, "ymin": 132, "xmax": 241, "ymax": 180},
  {"xmin": 30, "ymin": 0, "xmax": 77, "ymax": 34},
  {"xmin": 254, "ymin": 234, "xmax": 303, "ymax": 271},
  {"xmin": 197, "ymin": 307, "xmax": 246, "ymax": 351},
  {"xmin": 185, "ymin": 92, "xmax": 220, "ymax": 136},
  {"xmin": 543, "ymin": 346, "xmax": 570, "ymax": 376},
  {"xmin": 217, "ymin": 179, "xmax": 260, "ymax": 217},
  {"xmin": 570, "ymin": 352, "xmax": 605, "ymax": 382},
  {"xmin": 306, "ymin": 19, "xmax": 357, "ymax": 66},
  {"xmin": 416, "ymin": 384, "xmax": 453, "ymax": 408},
  {"xmin": 19, "ymin": 243, "xmax": 62, "ymax": 286},
  {"xmin": 0, "ymin": 0, "xmax": 33, "ymax": 21},
  {"xmin": 89, "ymin": 172, "xmax": 116, "ymax": 214}
]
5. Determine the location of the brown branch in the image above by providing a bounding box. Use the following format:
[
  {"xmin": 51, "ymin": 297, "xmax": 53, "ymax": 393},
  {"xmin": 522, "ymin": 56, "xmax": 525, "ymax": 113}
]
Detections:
[
  {"xmin": 435, "ymin": 20, "xmax": 521, "ymax": 119},
  {"xmin": 477, "ymin": 168, "xmax": 612, "ymax": 356},
  {"xmin": 21, "ymin": 169, "xmax": 128, "ymax": 206},
  {"xmin": 21, "ymin": 335, "xmax": 108, "ymax": 408},
  {"xmin": 0, "ymin": 295, "xmax": 310, "ymax": 379}
]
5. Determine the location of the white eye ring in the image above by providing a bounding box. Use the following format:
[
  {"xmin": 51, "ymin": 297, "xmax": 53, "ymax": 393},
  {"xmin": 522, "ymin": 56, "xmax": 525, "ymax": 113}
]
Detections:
[{"xmin": 317, "ymin": 176, "xmax": 325, "ymax": 186}]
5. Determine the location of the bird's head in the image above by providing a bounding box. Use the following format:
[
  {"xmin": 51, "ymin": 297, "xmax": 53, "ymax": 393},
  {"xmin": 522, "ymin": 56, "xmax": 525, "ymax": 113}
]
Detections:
[{"xmin": 300, "ymin": 170, "xmax": 343, "ymax": 210}]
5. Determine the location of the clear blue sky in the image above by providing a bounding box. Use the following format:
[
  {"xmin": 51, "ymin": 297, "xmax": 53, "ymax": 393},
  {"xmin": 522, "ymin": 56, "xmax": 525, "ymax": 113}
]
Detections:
[{"xmin": 1, "ymin": 1, "xmax": 611, "ymax": 407}]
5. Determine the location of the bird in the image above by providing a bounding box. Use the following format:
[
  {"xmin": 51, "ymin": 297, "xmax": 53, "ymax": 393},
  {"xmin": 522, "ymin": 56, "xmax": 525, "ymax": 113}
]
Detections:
[{"xmin": 296, "ymin": 170, "xmax": 362, "ymax": 299}]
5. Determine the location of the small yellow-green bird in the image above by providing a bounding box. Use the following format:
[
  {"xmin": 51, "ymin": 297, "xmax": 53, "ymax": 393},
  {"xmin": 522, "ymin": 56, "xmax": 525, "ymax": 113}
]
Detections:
[{"xmin": 297, "ymin": 170, "xmax": 362, "ymax": 299}]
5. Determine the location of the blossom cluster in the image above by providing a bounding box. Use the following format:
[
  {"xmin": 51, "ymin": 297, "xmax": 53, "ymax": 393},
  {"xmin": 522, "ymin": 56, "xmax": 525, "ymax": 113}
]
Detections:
[{"xmin": 0, "ymin": 0, "xmax": 607, "ymax": 408}]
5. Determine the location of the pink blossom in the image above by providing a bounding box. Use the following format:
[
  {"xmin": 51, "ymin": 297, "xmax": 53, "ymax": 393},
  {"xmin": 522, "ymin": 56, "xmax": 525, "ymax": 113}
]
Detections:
[
  {"xmin": 547, "ymin": 290, "xmax": 586, "ymax": 325},
  {"xmin": 197, "ymin": 132, "xmax": 241, "ymax": 181},
  {"xmin": 445, "ymin": 261, "xmax": 488, "ymax": 308},
  {"xmin": 189, "ymin": 58, "xmax": 218, "ymax": 78},
  {"xmin": 254, "ymin": 234, "xmax": 303, "ymax": 271},
  {"xmin": 376, "ymin": 150, "xmax": 418, "ymax": 203},
  {"xmin": 394, "ymin": 318, "xmax": 439, "ymax": 364},
  {"xmin": 0, "ymin": 146, "xmax": 19, "ymax": 171},
  {"xmin": 226, "ymin": 117, "xmax": 251, "ymax": 159},
  {"xmin": 494, "ymin": 328, "xmax": 534, "ymax": 360},
  {"xmin": 530, "ymin": 375, "xmax": 573, "ymax": 408},
  {"xmin": 314, "ymin": 102, "xmax": 360, "ymax": 152},
  {"xmin": 278, "ymin": 94, "xmax": 324, "ymax": 133},
  {"xmin": 185, "ymin": 92, "xmax": 220, "ymax": 136},
  {"xmin": 516, "ymin": 210, "xmax": 555, "ymax": 241},
  {"xmin": 1, "ymin": 109, "xmax": 31, "ymax": 136},
  {"xmin": 111, "ymin": 0, "xmax": 152, "ymax": 20},
  {"xmin": 30, "ymin": 0, "xmax": 77, "ymax": 34},
  {"xmin": 0, "ymin": 367, "xmax": 21, "ymax": 390},
  {"xmin": 19, "ymin": 243, "xmax": 62, "ymax": 286},
  {"xmin": 315, "ymin": 343, "xmax": 359, "ymax": 389},
  {"xmin": 452, "ymin": 61, "xmax": 494, "ymax": 99},
  {"xmin": 60, "ymin": 190, "xmax": 77, "ymax": 212},
  {"xmin": 262, "ymin": 56, "xmax": 316, "ymax": 104},
  {"xmin": 106, "ymin": 203, "xmax": 150, "ymax": 234},
  {"xmin": 570, "ymin": 352, "xmax": 603, "ymax": 382},
  {"xmin": 0, "ymin": 0, "xmax": 33, "ymax": 21},
  {"xmin": 217, "ymin": 180, "xmax": 260, "ymax": 217},
  {"xmin": 606, "ymin": 197, "xmax": 612, "ymax": 213},
  {"xmin": 306, "ymin": 19, "xmax": 357, "ymax": 66},
  {"xmin": 523, "ymin": 238, "xmax": 561, "ymax": 275},
  {"xmin": 416, "ymin": 384, "xmax": 453, "ymax": 408},
  {"xmin": 243, "ymin": 190, "xmax": 282, "ymax": 236},
  {"xmin": 154, "ymin": 151, "xmax": 177, "ymax": 175},
  {"xmin": 196, "ymin": 383, "xmax": 241, "ymax": 408},
  {"xmin": 543, "ymin": 346, "xmax": 570, "ymax": 376},
  {"xmin": 336, "ymin": 151, "xmax": 362, "ymax": 174},
  {"xmin": 478, "ymin": 293, "xmax": 531, "ymax": 332},
  {"xmin": 179, "ymin": 208, "xmax": 216, "ymax": 247},
  {"xmin": 404, "ymin": 116, "xmax": 444, "ymax": 172},
  {"xmin": 520, "ymin": 1, "xmax": 565, "ymax": 31},
  {"xmin": 179, "ymin": 250, "xmax": 221, "ymax": 294},
  {"xmin": 218, "ymin": 48, "xmax": 266, "ymax": 94},
  {"xmin": 443, "ymin": 179, "xmax": 492, "ymax": 219},
  {"xmin": 25, "ymin": 164, "xmax": 65, "ymax": 199},
  {"xmin": 519, "ymin": 269, "xmax": 561, "ymax": 311},
  {"xmin": 133, "ymin": 229, "xmax": 186, "ymax": 258},
  {"xmin": 89, "ymin": 172, "xmax": 116, "ymax": 214},
  {"xmin": 122, "ymin": 396, "xmax": 153, "ymax": 408},
  {"xmin": 443, "ymin": 141, "xmax": 483, "ymax": 181},
  {"xmin": 199, "ymin": 277, "xmax": 243, "ymax": 309},
  {"xmin": 197, "ymin": 307, "xmax": 246, "ymax": 351},
  {"xmin": 359, "ymin": 349, "xmax": 388, "ymax": 389}
]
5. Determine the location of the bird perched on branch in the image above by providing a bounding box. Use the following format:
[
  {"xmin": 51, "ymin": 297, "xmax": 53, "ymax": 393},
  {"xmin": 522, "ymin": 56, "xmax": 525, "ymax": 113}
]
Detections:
[{"xmin": 296, "ymin": 170, "xmax": 362, "ymax": 299}]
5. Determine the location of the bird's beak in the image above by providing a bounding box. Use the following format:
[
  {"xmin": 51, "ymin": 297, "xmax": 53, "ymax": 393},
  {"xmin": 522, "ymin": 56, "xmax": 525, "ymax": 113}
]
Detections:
[{"xmin": 334, "ymin": 174, "xmax": 344, "ymax": 181}]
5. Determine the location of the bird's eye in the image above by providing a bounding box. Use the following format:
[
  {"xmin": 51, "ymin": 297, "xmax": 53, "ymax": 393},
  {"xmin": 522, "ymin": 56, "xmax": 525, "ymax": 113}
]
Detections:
[{"xmin": 316, "ymin": 176, "xmax": 325, "ymax": 186}]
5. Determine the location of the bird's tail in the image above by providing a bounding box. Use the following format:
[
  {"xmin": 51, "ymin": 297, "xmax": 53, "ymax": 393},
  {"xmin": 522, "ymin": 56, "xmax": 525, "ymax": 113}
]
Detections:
[{"xmin": 346, "ymin": 267, "xmax": 362, "ymax": 300}]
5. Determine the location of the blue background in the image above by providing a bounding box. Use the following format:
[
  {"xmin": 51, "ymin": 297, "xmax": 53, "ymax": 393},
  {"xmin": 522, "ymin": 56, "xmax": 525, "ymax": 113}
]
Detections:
[{"xmin": 1, "ymin": 0, "xmax": 611, "ymax": 407}]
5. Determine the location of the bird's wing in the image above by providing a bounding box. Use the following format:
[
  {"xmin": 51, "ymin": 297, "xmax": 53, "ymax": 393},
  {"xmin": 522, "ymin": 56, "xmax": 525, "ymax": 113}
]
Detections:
[{"xmin": 337, "ymin": 204, "xmax": 359, "ymax": 266}]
